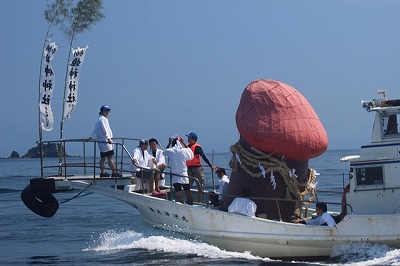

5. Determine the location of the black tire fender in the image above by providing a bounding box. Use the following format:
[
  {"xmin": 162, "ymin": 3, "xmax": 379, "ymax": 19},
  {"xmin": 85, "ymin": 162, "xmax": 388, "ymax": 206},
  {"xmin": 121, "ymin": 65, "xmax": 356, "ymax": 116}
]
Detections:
[{"xmin": 21, "ymin": 185, "xmax": 59, "ymax": 218}]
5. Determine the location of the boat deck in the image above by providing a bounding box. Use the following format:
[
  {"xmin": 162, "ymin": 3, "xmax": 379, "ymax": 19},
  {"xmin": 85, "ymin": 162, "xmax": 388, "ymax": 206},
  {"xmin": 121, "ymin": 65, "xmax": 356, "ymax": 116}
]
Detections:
[{"xmin": 51, "ymin": 174, "xmax": 211, "ymax": 205}]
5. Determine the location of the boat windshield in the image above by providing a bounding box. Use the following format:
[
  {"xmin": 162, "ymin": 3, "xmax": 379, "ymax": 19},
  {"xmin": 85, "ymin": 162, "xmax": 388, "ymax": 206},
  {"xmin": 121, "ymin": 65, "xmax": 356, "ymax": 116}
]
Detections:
[
  {"xmin": 355, "ymin": 166, "xmax": 384, "ymax": 186},
  {"xmin": 383, "ymin": 114, "xmax": 399, "ymax": 137}
]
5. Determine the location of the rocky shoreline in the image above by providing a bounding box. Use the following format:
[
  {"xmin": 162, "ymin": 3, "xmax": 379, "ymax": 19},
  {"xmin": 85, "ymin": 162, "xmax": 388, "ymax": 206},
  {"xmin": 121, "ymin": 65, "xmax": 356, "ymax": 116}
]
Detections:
[{"xmin": 2, "ymin": 143, "xmax": 69, "ymax": 159}]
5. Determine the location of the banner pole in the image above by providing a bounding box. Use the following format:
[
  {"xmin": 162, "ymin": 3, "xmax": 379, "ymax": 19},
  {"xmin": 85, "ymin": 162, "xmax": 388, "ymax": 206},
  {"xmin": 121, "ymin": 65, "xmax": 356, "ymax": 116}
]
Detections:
[
  {"xmin": 211, "ymin": 150, "xmax": 215, "ymax": 192},
  {"xmin": 38, "ymin": 41, "xmax": 46, "ymax": 179},
  {"xmin": 58, "ymin": 44, "xmax": 72, "ymax": 176}
]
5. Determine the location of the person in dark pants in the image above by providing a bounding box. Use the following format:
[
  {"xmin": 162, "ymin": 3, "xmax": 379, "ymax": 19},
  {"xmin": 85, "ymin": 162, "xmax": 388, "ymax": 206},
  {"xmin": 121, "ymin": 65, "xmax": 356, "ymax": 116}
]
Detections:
[
  {"xmin": 182, "ymin": 132, "xmax": 216, "ymax": 192},
  {"xmin": 164, "ymin": 137, "xmax": 194, "ymax": 204}
]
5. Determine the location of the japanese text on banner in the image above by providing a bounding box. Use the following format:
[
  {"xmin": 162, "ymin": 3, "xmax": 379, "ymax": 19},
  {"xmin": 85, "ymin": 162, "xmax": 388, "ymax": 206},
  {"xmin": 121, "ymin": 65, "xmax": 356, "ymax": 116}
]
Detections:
[
  {"xmin": 63, "ymin": 46, "xmax": 88, "ymax": 120},
  {"xmin": 39, "ymin": 40, "xmax": 58, "ymax": 131}
]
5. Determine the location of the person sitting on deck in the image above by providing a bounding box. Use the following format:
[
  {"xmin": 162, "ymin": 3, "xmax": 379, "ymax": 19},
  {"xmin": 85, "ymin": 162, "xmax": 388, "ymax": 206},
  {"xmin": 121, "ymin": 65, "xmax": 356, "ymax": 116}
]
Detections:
[
  {"xmin": 292, "ymin": 202, "xmax": 337, "ymax": 227},
  {"xmin": 131, "ymin": 139, "xmax": 158, "ymax": 195},
  {"xmin": 228, "ymin": 188, "xmax": 257, "ymax": 218},
  {"xmin": 149, "ymin": 138, "xmax": 167, "ymax": 192}
]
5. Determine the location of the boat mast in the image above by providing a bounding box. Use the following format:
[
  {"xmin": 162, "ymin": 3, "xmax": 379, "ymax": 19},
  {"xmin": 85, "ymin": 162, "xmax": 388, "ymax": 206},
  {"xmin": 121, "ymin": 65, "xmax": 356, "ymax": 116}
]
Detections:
[
  {"xmin": 38, "ymin": 37, "xmax": 52, "ymax": 179},
  {"xmin": 58, "ymin": 43, "xmax": 73, "ymax": 176}
]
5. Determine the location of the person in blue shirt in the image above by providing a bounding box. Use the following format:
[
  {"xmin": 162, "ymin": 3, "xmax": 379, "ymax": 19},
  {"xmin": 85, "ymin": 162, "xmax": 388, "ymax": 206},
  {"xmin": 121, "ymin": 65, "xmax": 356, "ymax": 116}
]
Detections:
[{"xmin": 293, "ymin": 202, "xmax": 336, "ymax": 227}]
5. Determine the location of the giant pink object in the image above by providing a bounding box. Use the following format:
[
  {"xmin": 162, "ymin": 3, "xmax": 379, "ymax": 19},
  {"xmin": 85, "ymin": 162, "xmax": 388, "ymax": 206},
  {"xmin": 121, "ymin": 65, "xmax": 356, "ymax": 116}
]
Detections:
[{"xmin": 235, "ymin": 79, "xmax": 328, "ymax": 160}]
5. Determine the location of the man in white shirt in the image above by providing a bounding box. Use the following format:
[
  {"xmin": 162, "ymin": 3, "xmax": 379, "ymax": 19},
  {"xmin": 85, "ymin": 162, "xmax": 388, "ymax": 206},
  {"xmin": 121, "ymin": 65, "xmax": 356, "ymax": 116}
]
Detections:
[
  {"xmin": 89, "ymin": 105, "xmax": 122, "ymax": 178},
  {"xmin": 293, "ymin": 202, "xmax": 336, "ymax": 227},
  {"xmin": 228, "ymin": 188, "xmax": 257, "ymax": 218},
  {"xmin": 215, "ymin": 168, "xmax": 230, "ymax": 206},
  {"xmin": 164, "ymin": 137, "xmax": 194, "ymax": 204},
  {"xmin": 131, "ymin": 139, "xmax": 157, "ymax": 194},
  {"xmin": 149, "ymin": 138, "xmax": 166, "ymax": 193}
]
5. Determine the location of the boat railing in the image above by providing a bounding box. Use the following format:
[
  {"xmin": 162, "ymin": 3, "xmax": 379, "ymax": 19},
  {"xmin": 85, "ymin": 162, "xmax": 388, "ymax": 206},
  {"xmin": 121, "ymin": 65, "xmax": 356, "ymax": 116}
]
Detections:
[
  {"xmin": 38, "ymin": 139, "xmax": 352, "ymax": 221},
  {"xmin": 39, "ymin": 138, "xmax": 138, "ymax": 179},
  {"xmin": 39, "ymin": 138, "xmax": 207, "ymax": 199},
  {"xmin": 160, "ymin": 165, "xmax": 352, "ymax": 219},
  {"xmin": 222, "ymin": 193, "xmax": 353, "ymax": 222},
  {"xmin": 162, "ymin": 170, "xmax": 204, "ymax": 201}
]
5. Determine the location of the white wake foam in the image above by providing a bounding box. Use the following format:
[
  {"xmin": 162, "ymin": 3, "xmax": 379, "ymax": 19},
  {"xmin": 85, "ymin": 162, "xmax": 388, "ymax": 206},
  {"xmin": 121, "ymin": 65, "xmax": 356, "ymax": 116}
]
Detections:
[
  {"xmin": 84, "ymin": 230, "xmax": 400, "ymax": 265},
  {"xmin": 84, "ymin": 229, "xmax": 272, "ymax": 262},
  {"xmin": 329, "ymin": 242, "xmax": 400, "ymax": 265}
]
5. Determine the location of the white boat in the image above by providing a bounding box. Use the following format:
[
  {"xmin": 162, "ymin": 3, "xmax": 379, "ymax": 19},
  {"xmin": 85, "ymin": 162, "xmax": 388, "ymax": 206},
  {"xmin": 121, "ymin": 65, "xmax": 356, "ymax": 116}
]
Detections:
[{"xmin": 21, "ymin": 91, "xmax": 400, "ymax": 260}]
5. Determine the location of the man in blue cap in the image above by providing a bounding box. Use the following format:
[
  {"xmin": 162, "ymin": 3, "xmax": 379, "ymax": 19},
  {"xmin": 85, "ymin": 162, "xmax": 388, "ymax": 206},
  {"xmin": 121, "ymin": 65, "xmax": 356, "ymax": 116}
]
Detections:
[
  {"xmin": 89, "ymin": 105, "xmax": 122, "ymax": 177},
  {"xmin": 182, "ymin": 132, "xmax": 216, "ymax": 194}
]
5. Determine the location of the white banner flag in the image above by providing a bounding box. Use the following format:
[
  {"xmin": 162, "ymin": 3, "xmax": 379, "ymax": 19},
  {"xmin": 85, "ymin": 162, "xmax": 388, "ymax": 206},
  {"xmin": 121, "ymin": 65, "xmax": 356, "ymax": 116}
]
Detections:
[
  {"xmin": 39, "ymin": 40, "xmax": 58, "ymax": 131},
  {"xmin": 62, "ymin": 46, "xmax": 88, "ymax": 120}
]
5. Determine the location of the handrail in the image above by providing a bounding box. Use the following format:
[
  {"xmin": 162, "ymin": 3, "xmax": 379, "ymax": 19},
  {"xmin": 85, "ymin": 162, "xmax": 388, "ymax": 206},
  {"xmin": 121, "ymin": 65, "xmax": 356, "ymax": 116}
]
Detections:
[
  {"xmin": 354, "ymin": 186, "xmax": 400, "ymax": 192},
  {"xmin": 129, "ymin": 164, "xmax": 203, "ymax": 200},
  {"xmin": 39, "ymin": 138, "xmax": 135, "ymax": 179},
  {"xmin": 38, "ymin": 138, "xmax": 206, "ymax": 200},
  {"xmin": 166, "ymin": 169, "xmax": 203, "ymax": 202}
]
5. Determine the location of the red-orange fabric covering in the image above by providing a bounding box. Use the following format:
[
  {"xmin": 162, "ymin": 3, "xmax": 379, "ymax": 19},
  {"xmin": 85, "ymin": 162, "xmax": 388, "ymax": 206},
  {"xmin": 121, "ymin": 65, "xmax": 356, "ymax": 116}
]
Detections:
[{"xmin": 235, "ymin": 79, "xmax": 328, "ymax": 160}]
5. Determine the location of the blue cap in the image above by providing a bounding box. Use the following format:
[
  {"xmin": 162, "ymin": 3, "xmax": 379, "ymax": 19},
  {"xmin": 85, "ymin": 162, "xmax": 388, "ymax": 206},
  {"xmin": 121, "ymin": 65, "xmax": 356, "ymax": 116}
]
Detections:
[
  {"xmin": 186, "ymin": 132, "xmax": 198, "ymax": 141},
  {"xmin": 100, "ymin": 105, "xmax": 111, "ymax": 112}
]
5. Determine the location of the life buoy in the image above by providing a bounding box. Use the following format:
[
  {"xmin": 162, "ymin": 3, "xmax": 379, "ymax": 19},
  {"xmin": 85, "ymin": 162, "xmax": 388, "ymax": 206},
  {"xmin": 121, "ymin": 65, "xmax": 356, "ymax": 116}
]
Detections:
[{"xmin": 21, "ymin": 185, "xmax": 59, "ymax": 218}]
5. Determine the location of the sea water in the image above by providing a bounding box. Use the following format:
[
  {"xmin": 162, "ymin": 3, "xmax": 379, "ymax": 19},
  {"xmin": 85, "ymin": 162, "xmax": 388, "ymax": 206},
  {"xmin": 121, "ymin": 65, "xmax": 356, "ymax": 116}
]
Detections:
[{"xmin": 1, "ymin": 150, "xmax": 399, "ymax": 265}]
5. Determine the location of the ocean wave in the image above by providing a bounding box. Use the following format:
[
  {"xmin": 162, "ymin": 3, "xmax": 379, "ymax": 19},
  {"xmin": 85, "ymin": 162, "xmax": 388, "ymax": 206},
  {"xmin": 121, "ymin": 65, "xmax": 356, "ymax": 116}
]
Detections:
[
  {"xmin": 328, "ymin": 242, "xmax": 400, "ymax": 265},
  {"xmin": 83, "ymin": 230, "xmax": 273, "ymax": 262},
  {"xmin": 0, "ymin": 188, "xmax": 20, "ymax": 193}
]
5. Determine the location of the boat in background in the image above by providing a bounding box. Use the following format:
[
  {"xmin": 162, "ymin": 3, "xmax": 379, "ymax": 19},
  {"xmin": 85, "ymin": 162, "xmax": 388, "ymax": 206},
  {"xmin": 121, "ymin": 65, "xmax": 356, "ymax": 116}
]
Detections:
[
  {"xmin": 340, "ymin": 90, "xmax": 400, "ymax": 215},
  {"xmin": 21, "ymin": 91, "xmax": 400, "ymax": 260}
]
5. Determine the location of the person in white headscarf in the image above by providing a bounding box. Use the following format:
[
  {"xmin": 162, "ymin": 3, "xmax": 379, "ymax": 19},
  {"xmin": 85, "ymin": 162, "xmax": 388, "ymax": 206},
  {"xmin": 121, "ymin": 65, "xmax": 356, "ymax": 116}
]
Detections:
[{"xmin": 164, "ymin": 137, "xmax": 194, "ymax": 204}]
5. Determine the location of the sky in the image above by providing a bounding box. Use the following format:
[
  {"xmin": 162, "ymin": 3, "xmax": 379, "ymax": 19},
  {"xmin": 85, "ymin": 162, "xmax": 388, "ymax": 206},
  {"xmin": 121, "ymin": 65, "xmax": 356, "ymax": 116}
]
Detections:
[{"xmin": 1, "ymin": 0, "xmax": 400, "ymax": 158}]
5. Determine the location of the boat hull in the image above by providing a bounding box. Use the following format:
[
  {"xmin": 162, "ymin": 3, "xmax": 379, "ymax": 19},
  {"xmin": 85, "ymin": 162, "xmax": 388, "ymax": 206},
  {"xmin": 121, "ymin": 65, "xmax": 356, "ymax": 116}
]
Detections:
[{"xmin": 58, "ymin": 180, "xmax": 400, "ymax": 259}]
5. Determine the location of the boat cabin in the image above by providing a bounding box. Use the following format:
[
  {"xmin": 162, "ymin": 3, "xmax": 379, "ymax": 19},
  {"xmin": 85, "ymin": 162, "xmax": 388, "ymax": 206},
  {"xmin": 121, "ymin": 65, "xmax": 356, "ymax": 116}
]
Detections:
[{"xmin": 344, "ymin": 91, "xmax": 400, "ymax": 215}]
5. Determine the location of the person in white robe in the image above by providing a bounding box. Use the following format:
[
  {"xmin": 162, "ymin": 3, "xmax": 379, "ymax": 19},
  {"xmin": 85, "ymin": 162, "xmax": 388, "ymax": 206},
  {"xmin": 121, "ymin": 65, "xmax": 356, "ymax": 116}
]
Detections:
[
  {"xmin": 228, "ymin": 188, "xmax": 257, "ymax": 218},
  {"xmin": 164, "ymin": 137, "xmax": 194, "ymax": 204},
  {"xmin": 131, "ymin": 139, "xmax": 158, "ymax": 194},
  {"xmin": 89, "ymin": 105, "xmax": 121, "ymax": 177}
]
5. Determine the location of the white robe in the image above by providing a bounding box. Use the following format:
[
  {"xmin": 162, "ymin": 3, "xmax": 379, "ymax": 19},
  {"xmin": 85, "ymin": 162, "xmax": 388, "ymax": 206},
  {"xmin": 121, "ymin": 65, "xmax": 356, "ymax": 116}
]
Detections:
[
  {"xmin": 218, "ymin": 175, "xmax": 230, "ymax": 201},
  {"xmin": 131, "ymin": 147, "xmax": 154, "ymax": 175},
  {"xmin": 150, "ymin": 148, "xmax": 166, "ymax": 178},
  {"xmin": 228, "ymin": 197, "xmax": 257, "ymax": 218},
  {"xmin": 90, "ymin": 115, "xmax": 113, "ymax": 152},
  {"xmin": 164, "ymin": 144, "xmax": 194, "ymax": 184}
]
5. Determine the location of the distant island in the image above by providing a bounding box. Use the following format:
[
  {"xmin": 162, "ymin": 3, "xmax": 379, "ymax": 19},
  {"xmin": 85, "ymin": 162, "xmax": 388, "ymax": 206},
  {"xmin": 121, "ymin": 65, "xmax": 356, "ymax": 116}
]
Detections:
[{"xmin": 4, "ymin": 143, "xmax": 67, "ymax": 159}]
